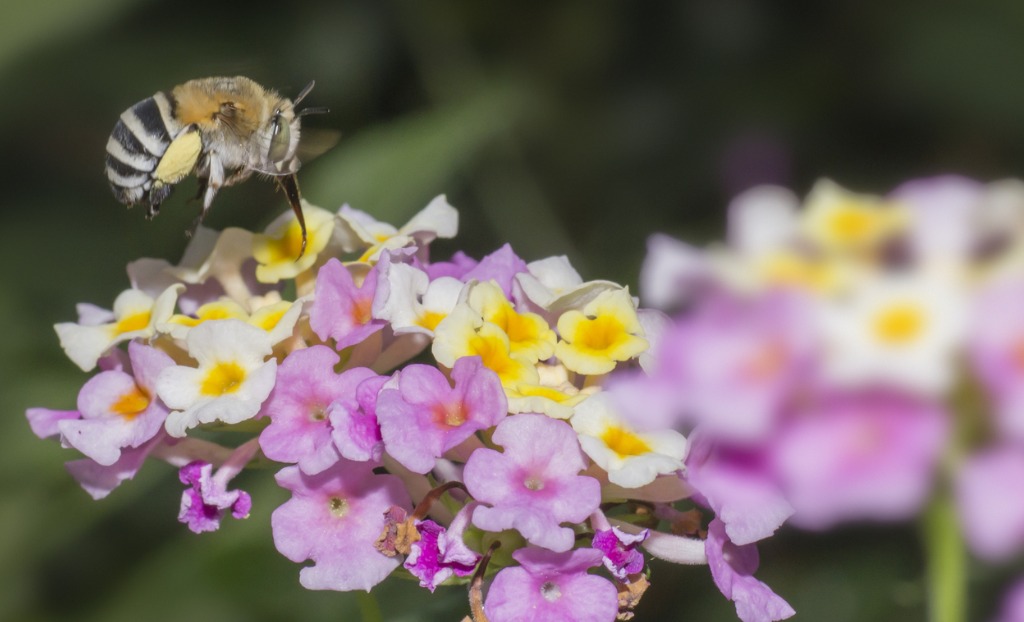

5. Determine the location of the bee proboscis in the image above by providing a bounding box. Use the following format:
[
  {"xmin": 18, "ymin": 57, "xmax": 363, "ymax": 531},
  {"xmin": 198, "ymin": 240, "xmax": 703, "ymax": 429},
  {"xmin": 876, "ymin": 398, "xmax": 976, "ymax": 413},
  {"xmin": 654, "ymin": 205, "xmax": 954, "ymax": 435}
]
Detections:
[{"xmin": 105, "ymin": 76, "xmax": 328, "ymax": 257}]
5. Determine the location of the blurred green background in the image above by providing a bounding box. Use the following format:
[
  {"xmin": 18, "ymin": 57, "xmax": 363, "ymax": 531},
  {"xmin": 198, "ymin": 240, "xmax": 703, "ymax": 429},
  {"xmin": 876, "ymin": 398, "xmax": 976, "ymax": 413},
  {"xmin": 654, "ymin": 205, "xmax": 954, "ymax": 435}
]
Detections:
[{"xmin": 3, "ymin": 1, "xmax": 1024, "ymax": 620}]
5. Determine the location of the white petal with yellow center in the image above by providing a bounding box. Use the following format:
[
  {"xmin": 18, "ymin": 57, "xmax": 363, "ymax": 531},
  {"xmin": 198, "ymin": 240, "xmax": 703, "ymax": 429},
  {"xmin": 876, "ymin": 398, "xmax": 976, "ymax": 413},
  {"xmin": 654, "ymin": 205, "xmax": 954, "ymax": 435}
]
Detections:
[
  {"xmin": 801, "ymin": 179, "xmax": 908, "ymax": 256},
  {"xmin": 816, "ymin": 273, "xmax": 966, "ymax": 394},
  {"xmin": 571, "ymin": 393, "xmax": 687, "ymax": 488},
  {"xmin": 156, "ymin": 319, "xmax": 277, "ymax": 437},
  {"xmin": 373, "ymin": 259, "xmax": 462, "ymax": 336},
  {"xmin": 55, "ymin": 285, "xmax": 182, "ymax": 372}
]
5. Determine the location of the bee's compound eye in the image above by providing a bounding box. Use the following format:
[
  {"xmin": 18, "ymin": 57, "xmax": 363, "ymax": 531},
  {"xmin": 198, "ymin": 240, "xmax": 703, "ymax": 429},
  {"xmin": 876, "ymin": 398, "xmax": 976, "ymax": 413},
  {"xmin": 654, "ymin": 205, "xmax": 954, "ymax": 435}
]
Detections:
[{"xmin": 268, "ymin": 113, "xmax": 291, "ymax": 163}]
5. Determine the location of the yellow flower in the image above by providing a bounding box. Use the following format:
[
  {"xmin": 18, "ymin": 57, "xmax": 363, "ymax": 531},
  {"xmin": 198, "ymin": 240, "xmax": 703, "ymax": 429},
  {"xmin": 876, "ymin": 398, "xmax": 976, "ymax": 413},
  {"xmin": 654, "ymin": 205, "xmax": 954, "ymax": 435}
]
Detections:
[
  {"xmin": 432, "ymin": 305, "xmax": 539, "ymax": 387},
  {"xmin": 466, "ymin": 281, "xmax": 556, "ymax": 363},
  {"xmin": 801, "ymin": 180, "xmax": 907, "ymax": 257},
  {"xmin": 555, "ymin": 288, "xmax": 648, "ymax": 375},
  {"xmin": 253, "ymin": 202, "xmax": 335, "ymax": 283}
]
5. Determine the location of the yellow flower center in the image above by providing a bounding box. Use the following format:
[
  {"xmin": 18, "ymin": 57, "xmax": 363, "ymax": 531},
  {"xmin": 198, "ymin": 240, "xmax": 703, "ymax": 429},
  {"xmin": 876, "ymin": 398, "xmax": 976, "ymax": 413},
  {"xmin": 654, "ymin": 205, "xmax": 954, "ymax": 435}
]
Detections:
[
  {"xmin": 873, "ymin": 303, "xmax": 925, "ymax": 345},
  {"xmin": 601, "ymin": 425, "xmax": 652, "ymax": 458},
  {"xmin": 114, "ymin": 311, "xmax": 151, "ymax": 335},
  {"xmin": 417, "ymin": 310, "xmax": 445, "ymax": 332},
  {"xmin": 572, "ymin": 314, "xmax": 627, "ymax": 352},
  {"xmin": 200, "ymin": 361, "xmax": 247, "ymax": 396},
  {"xmin": 828, "ymin": 207, "xmax": 874, "ymax": 244},
  {"xmin": 111, "ymin": 386, "xmax": 150, "ymax": 420},
  {"xmin": 468, "ymin": 334, "xmax": 524, "ymax": 385}
]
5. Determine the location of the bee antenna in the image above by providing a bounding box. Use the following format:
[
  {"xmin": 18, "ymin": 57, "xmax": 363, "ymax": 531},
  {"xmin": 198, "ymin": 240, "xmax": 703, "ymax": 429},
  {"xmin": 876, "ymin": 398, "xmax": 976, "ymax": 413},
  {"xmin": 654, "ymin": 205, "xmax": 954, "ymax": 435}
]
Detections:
[
  {"xmin": 297, "ymin": 106, "xmax": 330, "ymax": 118},
  {"xmin": 293, "ymin": 80, "xmax": 316, "ymax": 107}
]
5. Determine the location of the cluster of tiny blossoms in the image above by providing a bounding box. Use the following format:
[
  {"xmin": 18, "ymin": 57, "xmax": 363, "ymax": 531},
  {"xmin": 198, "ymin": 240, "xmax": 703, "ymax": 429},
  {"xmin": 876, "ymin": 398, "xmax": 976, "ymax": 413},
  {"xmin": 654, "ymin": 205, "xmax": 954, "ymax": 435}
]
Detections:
[
  {"xmin": 27, "ymin": 195, "xmax": 714, "ymax": 622},
  {"xmin": 640, "ymin": 176, "xmax": 1024, "ymax": 621}
]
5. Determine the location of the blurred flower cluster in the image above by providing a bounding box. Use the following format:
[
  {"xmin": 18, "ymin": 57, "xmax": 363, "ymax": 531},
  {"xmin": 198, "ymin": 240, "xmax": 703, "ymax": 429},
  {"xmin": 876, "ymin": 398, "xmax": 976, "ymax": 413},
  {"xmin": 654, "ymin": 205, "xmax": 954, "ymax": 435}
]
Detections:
[{"xmin": 25, "ymin": 176, "xmax": 1024, "ymax": 621}]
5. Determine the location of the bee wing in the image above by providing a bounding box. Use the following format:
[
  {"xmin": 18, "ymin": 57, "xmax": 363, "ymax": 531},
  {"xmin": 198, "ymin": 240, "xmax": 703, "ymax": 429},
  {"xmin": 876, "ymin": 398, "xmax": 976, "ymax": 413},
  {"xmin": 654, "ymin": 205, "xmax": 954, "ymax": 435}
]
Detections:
[{"xmin": 296, "ymin": 128, "xmax": 341, "ymax": 164}]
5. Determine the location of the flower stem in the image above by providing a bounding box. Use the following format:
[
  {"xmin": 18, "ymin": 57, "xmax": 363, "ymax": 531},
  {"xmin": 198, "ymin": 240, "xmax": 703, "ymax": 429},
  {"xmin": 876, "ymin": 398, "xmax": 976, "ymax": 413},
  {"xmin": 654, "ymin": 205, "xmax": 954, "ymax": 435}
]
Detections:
[
  {"xmin": 356, "ymin": 590, "xmax": 383, "ymax": 622},
  {"xmin": 922, "ymin": 489, "xmax": 966, "ymax": 622}
]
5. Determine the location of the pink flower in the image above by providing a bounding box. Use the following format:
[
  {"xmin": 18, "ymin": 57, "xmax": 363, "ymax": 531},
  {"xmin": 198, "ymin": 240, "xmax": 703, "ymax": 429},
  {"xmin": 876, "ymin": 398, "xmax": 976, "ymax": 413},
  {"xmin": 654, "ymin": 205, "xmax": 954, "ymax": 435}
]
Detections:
[
  {"xmin": 271, "ymin": 460, "xmax": 410, "ymax": 591},
  {"xmin": 706, "ymin": 518, "xmax": 795, "ymax": 622},
  {"xmin": 955, "ymin": 445, "xmax": 1024, "ymax": 562},
  {"xmin": 259, "ymin": 345, "xmax": 381, "ymax": 474},
  {"xmin": 329, "ymin": 374, "xmax": 388, "ymax": 463},
  {"xmin": 772, "ymin": 391, "xmax": 948, "ymax": 529},
  {"xmin": 59, "ymin": 341, "xmax": 174, "ymax": 466},
  {"xmin": 484, "ymin": 546, "xmax": 618, "ymax": 622},
  {"xmin": 465, "ymin": 414, "xmax": 600, "ymax": 552},
  {"xmin": 309, "ymin": 259, "xmax": 384, "ymax": 350},
  {"xmin": 969, "ymin": 279, "xmax": 1024, "ymax": 443},
  {"xmin": 377, "ymin": 356, "xmax": 507, "ymax": 473},
  {"xmin": 685, "ymin": 432, "xmax": 793, "ymax": 546},
  {"xmin": 462, "ymin": 244, "xmax": 528, "ymax": 299}
]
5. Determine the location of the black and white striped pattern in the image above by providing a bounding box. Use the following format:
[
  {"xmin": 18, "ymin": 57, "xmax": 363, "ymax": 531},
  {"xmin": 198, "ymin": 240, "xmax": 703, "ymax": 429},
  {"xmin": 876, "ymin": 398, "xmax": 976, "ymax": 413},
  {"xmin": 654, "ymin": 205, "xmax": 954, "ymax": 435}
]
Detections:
[{"xmin": 105, "ymin": 91, "xmax": 182, "ymax": 217}]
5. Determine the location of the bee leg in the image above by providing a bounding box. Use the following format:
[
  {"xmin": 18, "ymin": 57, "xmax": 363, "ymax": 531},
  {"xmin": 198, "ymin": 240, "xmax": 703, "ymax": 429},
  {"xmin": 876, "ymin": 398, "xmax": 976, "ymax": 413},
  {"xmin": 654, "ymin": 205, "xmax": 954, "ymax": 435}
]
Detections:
[
  {"xmin": 275, "ymin": 173, "xmax": 307, "ymax": 260},
  {"xmin": 187, "ymin": 154, "xmax": 224, "ymax": 238}
]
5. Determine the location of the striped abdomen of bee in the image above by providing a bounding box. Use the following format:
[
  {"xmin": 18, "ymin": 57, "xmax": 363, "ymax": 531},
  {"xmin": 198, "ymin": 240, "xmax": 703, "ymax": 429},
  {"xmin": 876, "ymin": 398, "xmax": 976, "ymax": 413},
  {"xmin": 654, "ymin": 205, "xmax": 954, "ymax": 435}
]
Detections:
[{"xmin": 105, "ymin": 91, "xmax": 191, "ymax": 219}]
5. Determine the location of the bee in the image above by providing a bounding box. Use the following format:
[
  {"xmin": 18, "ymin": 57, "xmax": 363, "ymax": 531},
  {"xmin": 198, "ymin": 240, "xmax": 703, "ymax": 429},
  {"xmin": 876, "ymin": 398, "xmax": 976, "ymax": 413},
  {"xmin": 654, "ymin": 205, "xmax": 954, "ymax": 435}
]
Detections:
[{"xmin": 105, "ymin": 76, "xmax": 328, "ymax": 257}]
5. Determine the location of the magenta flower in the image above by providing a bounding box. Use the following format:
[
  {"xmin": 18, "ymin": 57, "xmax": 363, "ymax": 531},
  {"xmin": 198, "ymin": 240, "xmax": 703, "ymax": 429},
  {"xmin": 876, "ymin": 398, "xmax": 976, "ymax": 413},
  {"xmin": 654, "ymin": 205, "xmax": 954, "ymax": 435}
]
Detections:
[
  {"xmin": 259, "ymin": 345, "xmax": 381, "ymax": 474},
  {"xmin": 955, "ymin": 445, "xmax": 1024, "ymax": 562},
  {"xmin": 592, "ymin": 526, "xmax": 648, "ymax": 581},
  {"xmin": 271, "ymin": 460, "xmax": 410, "ymax": 591},
  {"xmin": 59, "ymin": 341, "xmax": 174, "ymax": 465},
  {"xmin": 465, "ymin": 414, "xmax": 600, "ymax": 552},
  {"xmin": 706, "ymin": 518, "xmax": 795, "ymax": 622},
  {"xmin": 484, "ymin": 546, "xmax": 618, "ymax": 622},
  {"xmin": 329, "ymin": 374, "xmax": 388, "ymax": 463},
  {"xmin": 178, "ymin": 461, "xmax": 252, "ymax": 533},
  {"xmin": 309, "ymin": 258, "xmax": 384, "ymax": 350},
  {"xmin": 772, "ymin": 391, "xmax": 948, "ymax": 529},
  {"xmin": 377, "ymin": 356, "xmax": 507, "ymax": 473},
  {"xmin": 404, "ymin": 503, "xmax": 481, "ymax": 591}
]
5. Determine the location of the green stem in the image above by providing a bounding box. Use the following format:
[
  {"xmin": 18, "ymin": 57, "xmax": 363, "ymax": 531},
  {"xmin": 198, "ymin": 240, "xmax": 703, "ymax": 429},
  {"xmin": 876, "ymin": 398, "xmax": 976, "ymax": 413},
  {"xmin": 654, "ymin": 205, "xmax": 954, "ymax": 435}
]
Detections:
[
  {"xmin": 922, "ymin": 490, "xmax": 966, "ymax": 622},
  {"xmin": 356, "ymin": 590, "xmax": 383, "ymax": 622}
]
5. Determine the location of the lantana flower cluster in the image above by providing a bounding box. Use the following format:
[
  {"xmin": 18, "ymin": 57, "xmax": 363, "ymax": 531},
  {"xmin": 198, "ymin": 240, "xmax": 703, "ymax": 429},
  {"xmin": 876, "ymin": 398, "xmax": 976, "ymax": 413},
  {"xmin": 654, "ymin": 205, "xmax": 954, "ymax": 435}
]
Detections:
[
  {"xmin": 28, "ymin": 195, "xmax": 703, "ymax": 622},
  {"xmin": 639, "ymin": 176, "xmax": 1024, "ymax": 619},
  {"xmin": 29, "ymin": 175, "xmax": 1024, "ymax": 620}
]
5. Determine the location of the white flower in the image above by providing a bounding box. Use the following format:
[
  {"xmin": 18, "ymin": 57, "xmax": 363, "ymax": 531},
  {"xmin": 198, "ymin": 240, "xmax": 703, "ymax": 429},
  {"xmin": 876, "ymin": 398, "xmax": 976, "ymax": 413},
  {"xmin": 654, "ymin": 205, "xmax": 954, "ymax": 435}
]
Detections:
[
  {"xmin": 816, "ymin": 272, "xmax": 966, "ymax": 394},
  {"xmin": 372, "ymin": 253, "xmax": 462, "ymax": 336},
  {"xmin": 55, "ymin": 285, "xmax": 182, "ymax": 371},
  {"xmin": 571, "ymin": 393, "xmax": 687, "ymax": 488},
  {"xmin": 156, "ymin": 320, "xmax": 277, "ymax": 437},
  {"xmin": 335, "ymin": 195, "xmax": 458, "ymax": 263}
]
